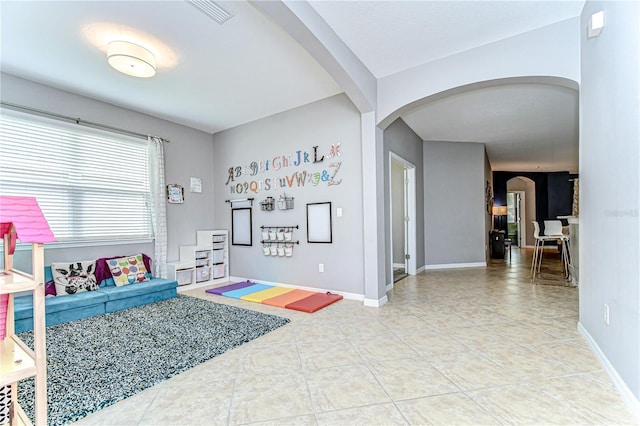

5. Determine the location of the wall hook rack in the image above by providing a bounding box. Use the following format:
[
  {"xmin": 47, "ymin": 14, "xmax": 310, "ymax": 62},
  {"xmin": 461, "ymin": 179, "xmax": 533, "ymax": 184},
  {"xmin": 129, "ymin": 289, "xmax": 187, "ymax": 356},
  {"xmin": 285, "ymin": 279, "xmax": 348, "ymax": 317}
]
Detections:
[
  {"xmin": 260, "ymin": 225, "xmax": 299, "ymax": 230},
  {"xmin": 260, "ymin": 240, "xmax": 300, "ymax": 245},
  {"xmin": 225, "ymin": 198, "xmax": 254, "ymax": 207}
]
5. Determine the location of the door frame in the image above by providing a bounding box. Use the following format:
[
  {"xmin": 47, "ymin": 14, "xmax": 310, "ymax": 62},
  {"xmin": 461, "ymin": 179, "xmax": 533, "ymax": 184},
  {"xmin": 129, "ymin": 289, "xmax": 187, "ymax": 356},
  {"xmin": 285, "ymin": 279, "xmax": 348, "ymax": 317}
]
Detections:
[
  {"xmin": 508, "ymin": 190, "xmax": 526, "ymax": 247},
  {"xmin": 389, "ymin": 152, "xmax": 417, "ymax": 276}
]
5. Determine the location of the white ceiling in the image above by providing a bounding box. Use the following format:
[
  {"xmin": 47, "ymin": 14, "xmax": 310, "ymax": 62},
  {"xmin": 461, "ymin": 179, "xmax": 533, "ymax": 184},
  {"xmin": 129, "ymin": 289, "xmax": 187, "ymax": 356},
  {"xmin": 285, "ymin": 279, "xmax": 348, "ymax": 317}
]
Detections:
[{"xmin": 0, "ymin": 0, "xmax": 583, "ymax": 173}]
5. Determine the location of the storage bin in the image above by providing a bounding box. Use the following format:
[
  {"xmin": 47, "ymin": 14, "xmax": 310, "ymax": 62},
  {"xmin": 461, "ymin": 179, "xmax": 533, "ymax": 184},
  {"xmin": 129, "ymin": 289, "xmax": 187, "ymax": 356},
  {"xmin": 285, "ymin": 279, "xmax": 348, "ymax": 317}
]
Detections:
[
  {"xmin": 196, "ymin": 266, "xmax": 211, "ymax": 282},
  {"xmin": 212, "ymin": 264, "xmax": 226, "ymax": 279},
  {"xmin": 195, "ymin": 258, "xmax": 210, "ymax": 267},
  {"xmin": 212, "ymin": 242, "xmax": 225, "ymax": 250},
  {"xmin": 195, "ymin": 251, "xmax": 210, "ymax": 259},
  {"xmin": 176, "ymin": 269, "xmax": 193, "ymax": 286},
  {"xmin": 212, "ymin": 249, "xmax": 224, "ymax": 263}
]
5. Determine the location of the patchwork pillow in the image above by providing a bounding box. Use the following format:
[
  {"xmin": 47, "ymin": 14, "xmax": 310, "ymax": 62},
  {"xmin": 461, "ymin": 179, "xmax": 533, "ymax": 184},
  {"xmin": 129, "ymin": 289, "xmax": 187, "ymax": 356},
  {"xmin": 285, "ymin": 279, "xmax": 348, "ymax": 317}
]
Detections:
[
  {"xmin": 107, "ymin": 254, "xmax": 151, "ymax": 287},
  {"xmin": 95, "ymin": 254, "xmax": 153, "ymax": 287},
  {"xmin": 51, "ymin": 261, "xmax": 99, "ymax": 296}
]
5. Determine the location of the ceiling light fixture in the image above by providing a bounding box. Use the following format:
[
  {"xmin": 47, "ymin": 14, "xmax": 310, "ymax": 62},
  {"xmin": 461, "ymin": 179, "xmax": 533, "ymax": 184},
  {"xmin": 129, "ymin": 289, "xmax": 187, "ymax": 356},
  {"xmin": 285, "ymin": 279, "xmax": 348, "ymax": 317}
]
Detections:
[{"xmin": 107, "ymin": 40, "xmax": 156, "ymax": 78}]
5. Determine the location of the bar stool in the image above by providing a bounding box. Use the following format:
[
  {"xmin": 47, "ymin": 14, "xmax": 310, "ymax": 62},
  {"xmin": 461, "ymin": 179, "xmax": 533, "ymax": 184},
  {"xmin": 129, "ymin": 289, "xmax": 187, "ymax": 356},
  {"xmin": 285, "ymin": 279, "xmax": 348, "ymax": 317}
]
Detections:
[
  {"xmin": 531, "ymin": 221, "xmax": 557, "ymax": 280},
  {"xmin": 544, "ymin": 220, "xmax": 571, "ymax": 280}
]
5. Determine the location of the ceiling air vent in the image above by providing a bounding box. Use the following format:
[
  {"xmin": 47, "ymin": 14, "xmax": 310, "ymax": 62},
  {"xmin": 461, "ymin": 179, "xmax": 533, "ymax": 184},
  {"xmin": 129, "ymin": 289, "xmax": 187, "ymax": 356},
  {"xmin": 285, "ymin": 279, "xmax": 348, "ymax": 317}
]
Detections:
[{"xmin": 188, "ymin": 0, "xmax": 233, "ymax": 25}]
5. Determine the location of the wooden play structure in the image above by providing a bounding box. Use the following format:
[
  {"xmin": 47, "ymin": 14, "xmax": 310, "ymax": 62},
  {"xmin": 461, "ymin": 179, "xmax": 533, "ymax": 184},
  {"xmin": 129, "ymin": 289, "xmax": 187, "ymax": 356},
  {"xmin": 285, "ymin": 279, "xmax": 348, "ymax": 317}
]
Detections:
[{"xmin": 1, "ymin": 195, "xmax": 55, "ymax": 425}]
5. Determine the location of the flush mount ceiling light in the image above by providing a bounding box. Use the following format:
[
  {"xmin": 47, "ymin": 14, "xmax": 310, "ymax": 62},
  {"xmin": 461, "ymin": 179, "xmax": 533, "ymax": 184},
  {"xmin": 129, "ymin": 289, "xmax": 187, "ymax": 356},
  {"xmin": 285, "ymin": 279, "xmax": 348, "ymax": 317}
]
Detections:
[{"xmin": 107, "ymin": 40, "xmax": 156, "ymax": 78}]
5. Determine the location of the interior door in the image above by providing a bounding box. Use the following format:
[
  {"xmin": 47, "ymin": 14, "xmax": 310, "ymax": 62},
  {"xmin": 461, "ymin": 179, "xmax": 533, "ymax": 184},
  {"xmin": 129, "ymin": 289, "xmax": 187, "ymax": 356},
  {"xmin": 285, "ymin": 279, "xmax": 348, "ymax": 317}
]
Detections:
[
  {"xmin": 515, "ymin": 193, "xmax": 523, "ymax": 247},
  {"xmin": 403, "ymin": 168, "xmax": 409, "ymax": 273},
  {"xmin": 507, "ymin": 192, "xmax": 524, "ymax": 246}
]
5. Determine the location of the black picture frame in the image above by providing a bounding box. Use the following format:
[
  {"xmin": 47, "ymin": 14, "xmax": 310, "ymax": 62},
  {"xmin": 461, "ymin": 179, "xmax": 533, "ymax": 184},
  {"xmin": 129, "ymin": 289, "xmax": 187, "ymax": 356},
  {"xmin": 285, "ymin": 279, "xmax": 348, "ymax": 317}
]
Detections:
[
  {"xmin": 231, "ymin": 207, "xmax": 252, "ymax": 246},
  {"xmin": 306, "ymin": 202, "xmax": 332, "ymax": 243}
]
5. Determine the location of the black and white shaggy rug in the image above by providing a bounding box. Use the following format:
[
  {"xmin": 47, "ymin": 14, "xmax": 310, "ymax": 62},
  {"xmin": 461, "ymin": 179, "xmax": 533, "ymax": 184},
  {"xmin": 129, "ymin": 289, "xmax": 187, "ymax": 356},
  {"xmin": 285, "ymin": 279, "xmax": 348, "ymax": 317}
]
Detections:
[{"xmin": 17, "ymin": 295, "xmax": 290, "ymax": 425}]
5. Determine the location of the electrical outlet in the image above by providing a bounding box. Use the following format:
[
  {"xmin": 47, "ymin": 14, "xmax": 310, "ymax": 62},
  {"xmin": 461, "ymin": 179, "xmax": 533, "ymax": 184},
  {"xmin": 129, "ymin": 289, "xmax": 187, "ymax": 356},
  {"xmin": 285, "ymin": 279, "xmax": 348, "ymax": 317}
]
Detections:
[
  {"xmin": 319, "ymin": 263, "xmax": 324, "ymax": 273},
  {"xmin": 604, "ymin": 304, "xmax": 610, "ymax": 325},
  {"xmin": 337, "ymin": 207, "xmax": 343, "ymax": 217}
]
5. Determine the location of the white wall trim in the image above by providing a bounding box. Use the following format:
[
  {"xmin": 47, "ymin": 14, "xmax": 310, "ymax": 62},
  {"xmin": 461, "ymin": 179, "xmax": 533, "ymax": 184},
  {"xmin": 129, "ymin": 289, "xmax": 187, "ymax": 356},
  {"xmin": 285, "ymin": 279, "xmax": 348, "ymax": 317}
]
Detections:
[
  {"xmin": 364, "ymin": 294, "xmax": 388, "ymax": 307},
  {"xmin": 578, "ymin": 322, "xmax": 640, "ymax": 422},
  {"xmin": 227, "ymin": 276, "xmax": 365, "ymax": 301},
  {"xmin": 416, "ymin": 265, "xmax": 425, "ymax": 274},
  {"xmin": 385, "ymin": 282, "xmax": 394, "ymax": 292},
  {"xmin": 177, "ymin": 280, "xmax": 218, "ymax": 293},
  {"xmin": 424, "ymin": 262, "xmax": 486, "ymax": 270}
]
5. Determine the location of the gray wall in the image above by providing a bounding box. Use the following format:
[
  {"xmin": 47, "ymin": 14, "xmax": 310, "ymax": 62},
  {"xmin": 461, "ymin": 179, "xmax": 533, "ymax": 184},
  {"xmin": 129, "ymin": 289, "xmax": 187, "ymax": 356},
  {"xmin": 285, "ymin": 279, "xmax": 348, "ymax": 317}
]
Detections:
[
  {"xmin": 390, "ymin": 160, "xmax": 405, "ymax": 265},
  {"xmin": 424, "ymin": 141, "xmax": 486, "ymax": 266},
  {"xmin": 211, "ymin": 94, "xmax": 364, "ymax": 296},
  {"xmin": 580, "ymin": 0, "xmax": 640, "ymax": 403},
  {"xmin": 383, "ymin": 118, "xmax": 425, "ymax": 284},
  {"xmin": 1, "ymin": 73, "xmax": 215, "ymax": 271}
]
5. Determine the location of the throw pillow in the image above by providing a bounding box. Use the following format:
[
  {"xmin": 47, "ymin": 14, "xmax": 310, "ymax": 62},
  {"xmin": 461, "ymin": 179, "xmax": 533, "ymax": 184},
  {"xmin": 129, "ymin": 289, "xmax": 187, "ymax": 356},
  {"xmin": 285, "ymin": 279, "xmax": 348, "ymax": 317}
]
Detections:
[
  {"xmin": 95, "ymin": 254, "xmax": 153, "ymax": 287},
  {"xmin": 51, "ymin": 261, "xmax": 99, "ymax": 296},
  {"xmin": 107, "ymin": 254, "xmax": 150, "ymax": 287}
]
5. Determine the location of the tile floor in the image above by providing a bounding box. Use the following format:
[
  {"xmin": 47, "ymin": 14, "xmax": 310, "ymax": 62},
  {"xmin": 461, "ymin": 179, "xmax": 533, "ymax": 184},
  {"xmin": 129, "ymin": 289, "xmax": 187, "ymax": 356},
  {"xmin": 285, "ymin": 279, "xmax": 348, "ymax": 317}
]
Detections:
[{"xmin": 76, "ymin": 248, "xmax": 636, "ymax": 425}]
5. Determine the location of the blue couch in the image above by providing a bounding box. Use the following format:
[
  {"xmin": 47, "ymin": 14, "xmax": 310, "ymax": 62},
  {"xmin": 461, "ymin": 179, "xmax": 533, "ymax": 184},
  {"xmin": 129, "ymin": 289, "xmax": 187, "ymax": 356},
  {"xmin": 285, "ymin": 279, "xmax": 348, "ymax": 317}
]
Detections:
[{"xmin": 14, "ymin": 266, "xmax": 178, "ymax": 333}]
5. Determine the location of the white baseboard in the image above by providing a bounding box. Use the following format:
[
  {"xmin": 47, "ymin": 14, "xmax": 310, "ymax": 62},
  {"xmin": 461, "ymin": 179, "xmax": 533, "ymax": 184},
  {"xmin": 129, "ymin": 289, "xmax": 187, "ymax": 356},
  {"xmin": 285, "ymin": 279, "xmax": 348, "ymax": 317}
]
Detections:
[
  {"xmin": 416, "ymin": 265, "xmax": 425, "ymax": 274},
  {"xmin": 424, "ymin": 262, "xmax": 486, "ymax": 270},
  {"xmin": 364, "ymin": 294, "xmax": 388, "ymax": 307},
  {"xmin": 228, "ymin": 276, "xmax": 365, "ymax": 302},
  {"xmin": 578, "ymin": 322, "xmax": 640, "ymax": 422},
  {"xmin": 177, "ymin": 280, "xmax": 224, "ymax": 293},
  {"xmin": 386, "ymin": 282, "xmax": 394, "ymax": 292}
]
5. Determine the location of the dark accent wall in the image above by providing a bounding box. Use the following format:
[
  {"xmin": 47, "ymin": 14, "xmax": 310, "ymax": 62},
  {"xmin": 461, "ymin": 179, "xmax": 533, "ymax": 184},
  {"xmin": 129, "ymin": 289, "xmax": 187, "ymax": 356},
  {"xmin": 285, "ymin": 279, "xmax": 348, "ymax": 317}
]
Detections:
[{"xmin": 493, "ymin": 171, "xmax": 575, "ymax": 234}]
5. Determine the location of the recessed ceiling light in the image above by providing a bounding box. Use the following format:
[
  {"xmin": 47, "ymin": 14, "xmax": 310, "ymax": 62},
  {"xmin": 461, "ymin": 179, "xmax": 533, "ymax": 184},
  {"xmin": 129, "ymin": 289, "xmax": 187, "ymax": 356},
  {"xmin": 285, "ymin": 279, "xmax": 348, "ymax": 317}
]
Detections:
[{"xmin": 107, "ymin": 40, "xmax": 156, "ymax": 78}]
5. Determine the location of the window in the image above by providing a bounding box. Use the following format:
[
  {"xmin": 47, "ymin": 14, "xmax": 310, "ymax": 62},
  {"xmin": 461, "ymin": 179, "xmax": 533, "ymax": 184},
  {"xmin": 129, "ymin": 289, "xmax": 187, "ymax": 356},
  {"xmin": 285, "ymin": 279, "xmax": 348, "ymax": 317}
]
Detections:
[{"xmin": 0, "ymin": 109, "xmax": 153, "ymax": 243}]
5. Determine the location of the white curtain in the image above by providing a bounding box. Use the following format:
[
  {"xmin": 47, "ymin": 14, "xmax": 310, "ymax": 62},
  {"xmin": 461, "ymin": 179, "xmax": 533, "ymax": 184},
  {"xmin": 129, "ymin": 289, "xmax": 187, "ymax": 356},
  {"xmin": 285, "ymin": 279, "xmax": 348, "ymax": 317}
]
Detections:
[{"xmin": 148, "ymin": 136, "xmax": 168, "ymax": 278}]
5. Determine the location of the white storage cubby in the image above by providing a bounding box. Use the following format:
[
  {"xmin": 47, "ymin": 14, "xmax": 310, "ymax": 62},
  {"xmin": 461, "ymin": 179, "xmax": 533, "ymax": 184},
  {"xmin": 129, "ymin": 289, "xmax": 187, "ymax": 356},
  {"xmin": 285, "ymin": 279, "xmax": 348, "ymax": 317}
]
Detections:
[
  {"xmin": 167, "ymin": 230, "xmax": 229, "ymax": 291},
  {"xmin": 197, "ymin": 230, "xmax": 229, "ymax": 281}
]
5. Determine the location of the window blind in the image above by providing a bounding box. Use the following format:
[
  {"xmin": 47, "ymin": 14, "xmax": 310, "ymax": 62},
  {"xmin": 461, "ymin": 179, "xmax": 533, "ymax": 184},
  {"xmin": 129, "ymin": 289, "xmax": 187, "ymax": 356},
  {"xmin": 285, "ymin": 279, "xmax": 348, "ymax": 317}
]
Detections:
[{"xmin": 0, "ymin": 109, "xmax": 153, "ymax": 243}]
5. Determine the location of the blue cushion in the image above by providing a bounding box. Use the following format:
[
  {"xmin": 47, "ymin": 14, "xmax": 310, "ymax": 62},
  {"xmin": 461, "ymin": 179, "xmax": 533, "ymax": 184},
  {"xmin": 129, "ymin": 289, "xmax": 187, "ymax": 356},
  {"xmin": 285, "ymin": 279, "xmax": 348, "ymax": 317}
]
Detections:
[
  {"xmin": 14, "ymin": 290, "xmax": 108, "ymax": 319},
  {"xmin": 104, "ymin": 288, "xmax": 177, "ymax": 313},
  {"xmin": 15, "ymin": 304, "xmax": 107, "ymax": 334},
  {"xmin": 100, "ymin": 277, "xmax": 116, "ymax": 287},
  {"xmin": 97, "ymin": 278, "xmax": 178, "ymax": 301}
]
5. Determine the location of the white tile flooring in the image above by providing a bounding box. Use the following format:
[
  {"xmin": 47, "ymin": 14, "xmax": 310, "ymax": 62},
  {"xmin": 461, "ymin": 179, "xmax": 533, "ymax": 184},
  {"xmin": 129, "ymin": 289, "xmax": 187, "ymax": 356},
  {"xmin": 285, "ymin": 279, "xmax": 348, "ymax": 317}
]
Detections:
[{"xmin": 76, "ymin": 248, "xmax": 636, "ymax": 425}]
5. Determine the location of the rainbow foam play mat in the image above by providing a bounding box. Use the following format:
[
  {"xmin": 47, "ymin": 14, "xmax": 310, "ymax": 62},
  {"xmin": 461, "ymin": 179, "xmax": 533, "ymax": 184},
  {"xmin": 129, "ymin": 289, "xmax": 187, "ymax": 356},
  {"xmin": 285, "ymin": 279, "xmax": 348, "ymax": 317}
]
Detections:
[{"xmin": 205, "ymin": 281, "xmax": 343, "ymax": 313}]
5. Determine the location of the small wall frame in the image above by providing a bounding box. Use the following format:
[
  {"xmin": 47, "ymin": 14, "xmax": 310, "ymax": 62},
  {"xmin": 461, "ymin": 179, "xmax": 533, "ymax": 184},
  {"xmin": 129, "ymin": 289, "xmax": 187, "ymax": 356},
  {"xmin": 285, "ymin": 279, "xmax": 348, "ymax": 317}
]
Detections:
[
  {"xmin": 306, "ymin": 202, "xmax": 332, "ymax": 243},
  {"xmin": 167, "ymin": 184, "xmax": 184, "ymax": 204},
  {"xmin": 232, "ymin": 207, "xmax": 253, "ymax": 246}
]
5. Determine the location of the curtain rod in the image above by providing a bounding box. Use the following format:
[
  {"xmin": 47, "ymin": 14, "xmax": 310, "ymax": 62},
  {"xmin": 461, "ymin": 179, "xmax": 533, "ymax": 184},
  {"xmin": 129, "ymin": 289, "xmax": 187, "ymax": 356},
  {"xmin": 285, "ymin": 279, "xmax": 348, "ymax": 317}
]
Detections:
[{"xmin": 0, "ymin": 101, "xmax": 170, "ymax": 143}]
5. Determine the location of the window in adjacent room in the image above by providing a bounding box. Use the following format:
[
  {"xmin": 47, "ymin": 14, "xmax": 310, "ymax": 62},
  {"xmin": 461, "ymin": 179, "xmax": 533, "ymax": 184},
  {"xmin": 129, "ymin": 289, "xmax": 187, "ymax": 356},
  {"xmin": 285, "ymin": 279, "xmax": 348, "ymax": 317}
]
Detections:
[{"xmin": 0, "ymin": 109, "xmax": 153, "ymax": 244}]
